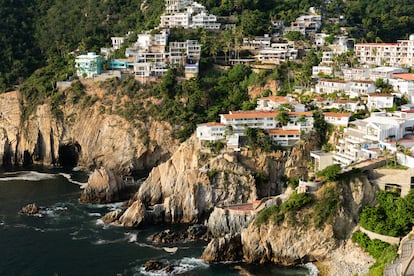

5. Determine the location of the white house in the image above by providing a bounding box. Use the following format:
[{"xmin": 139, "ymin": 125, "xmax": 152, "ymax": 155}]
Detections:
[
  {"xmin": 267, "ymin": 129, "xmax": 301, "ymax": 146},
  {"xmin": 196, "ymin": 122, "xmax": 227, "ymax": 141},
  {"xmin": 75, "ymin": 52, "xmax": 103, "ymax": 78},
  {"xmin": 242, "ymin": 35, "xmax": 272, "ymax": 49},
  {"xmin": 256, "ymin": 43, "xmax": 298, "ymax": 64},
  {"xmin": 255, "ymin": 96, "xmax": 305, "ymax": 112},
  {"xmin": 323, "ymin": 112, "xmax": 351, "ymax": 127},
  {"xmin": 389, "ymin": 73, "xmax": 414, "ymax": 102},
  {"xmin": 368, "ymin": 67, "xmax": 408, "ymax": 82},
  {"xmin": 342, "ymin": 67, "xmax": 370, "ymax": 81},
  {"xmin": 348, "ymin": 80, "xmax": 376, "ymax": 98},
  {"xmin": 367, "ymin": 93, "xmax": 394, "ymax": 110},
  {"xmin": 314, "ymin": 79, "xmax": 350, "ymax": 94},
  {"xmin": 327, "ymin": 100, "xmax": 363, "ymax": 112},
  {"xmin": 312, "ymin": 65, "xmax": 333, "ymax": 78},
  {"xmin": 285, "ymin": 14, "xmax": 322, "ymax": 36}
]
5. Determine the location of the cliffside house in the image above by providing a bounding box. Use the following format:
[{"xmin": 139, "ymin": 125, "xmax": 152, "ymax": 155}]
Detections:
[
  {"xmin": 323, "ymin": 112, "xmax": 351, "ymax": 127},
  {"xmin": 196, "ymin": 122, "xmax": 227, "ymax": 142},
  {"xmin": 75, "ymin": 52, "xmax": 103, "ymax": 78}
]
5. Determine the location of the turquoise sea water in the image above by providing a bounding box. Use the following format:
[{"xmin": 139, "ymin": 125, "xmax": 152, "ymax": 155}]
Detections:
[{"xmin": 0, "ymin": 167, "xmax": 315, "ymax": 275}]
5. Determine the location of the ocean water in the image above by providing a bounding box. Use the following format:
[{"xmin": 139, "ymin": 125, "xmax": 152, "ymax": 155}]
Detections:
[{"xmin": 0, "ymin": 167, "xmax": 315, "ymax": 275}]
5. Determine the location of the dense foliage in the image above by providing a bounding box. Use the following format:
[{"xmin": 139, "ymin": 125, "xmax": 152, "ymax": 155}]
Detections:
[
  {"xmin": 359, "ymin": 190, "xmax": 414, "ymax": 237},
  {"xmin": 351, "ymin": 231, "xmax": 398, "ymax": 276},
  {"xmin": 255, "ymin": 192, "xmax": 313, "ymax": 225}
]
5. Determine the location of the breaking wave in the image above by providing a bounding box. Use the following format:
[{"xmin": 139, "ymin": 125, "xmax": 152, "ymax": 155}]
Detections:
[
  {"xmin": 137, "ymin": 257, "xmax": 208, "ymax": 276},
  {"xmin": 0, "ymin": 171, "xmax": 56, "ymax": 182}
]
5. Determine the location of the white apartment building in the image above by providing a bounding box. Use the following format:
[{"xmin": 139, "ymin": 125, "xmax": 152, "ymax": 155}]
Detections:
[
  {"xmin": 242, "ymin": 35, "xmax": 272, "ymax": 49},
  {"xmin": 256, "ymin": 42, "xmax": 298, "ymax": 64},
  {"xmin": 342, "ymin": 68, "xmax": 370, "ymax": 81},
  {"xmin": 314, "ymin": 79, "xmax": 350, "ymax": 94},
  {"xmin": 355, "ymin": 35, "xmax": 414, "ymax": 67},
  {"xmin": 312, "ymin": 65, "xmax": 333, "ymax": 78},
  {"xmin": 126, "ymin": 30, "xmax": 169, "ymax": 57},
  {"xmin": 219, "ymin": 110, "xmax": 313, "ymax": 133},
  {"xmin": 348, "ymin": 80, "xmax": 376, "ymax": 98},
  {"xmin": 256, "ymin": 96, "xmax": 305, "ymax": 112},
  {"xmin": 368, "ymin": 67, "xmax": 408, "ymax": 82},
  {"xmin": 367, "ymin": 93, "xmax": 394, "ymax": 110},
  {"xmin": 285, "ymin": 14, "xmax": 322, "ymax": 36},
  {"xmin": 165, "ymin": 0, "xmax": 194, "ymax": 14},
  {"xmin": 111, "ymin": 37, "xmax": 126, "ymax": 50},
  {"xmin": 192, "ymin": 12, "xmax": 220, "ymax": 29},
  {"xmin": 327, "ymin": 100, "xmax": 363, "ymax": 112},
  {"xmin": 323, "ymin": 112, "xmax": 351, "ymax": 127},
  {"xmin": 160, "ymin": 13, "xmax": 191, "ymax": 28},
  {"xmin": 134, "ymin": 52, "xmax": 169, "ymax": 77},
  {"xmin": 334, "ymin": 111, "xmax": 414, "ymax": 166},
  {"xmin": 389, "ymin": 73, "xmax": 414, "ymax": 101},
  {"xmin": 321, "ymin": 51, "xmax": 334, "ymax": 65}
]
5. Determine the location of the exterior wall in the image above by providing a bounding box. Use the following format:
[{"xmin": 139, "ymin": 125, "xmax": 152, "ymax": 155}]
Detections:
[
  {"xmin": 359, "ymin": 226, "xmax": 401, "ymax": 245},
  {"xmin": 367, "ymin": 95, "xmax": 394, "ymax": 109},
  {"xmin": 312, "ymin": 66, "xmax": 333, "ymax": 77},
  {"xmin": 196, "ymin": 124, "xmax": 226, "ymax": 141},
  {"xmin": 315, "ymin": 79, "xmax": 350, "ymax": 94}
]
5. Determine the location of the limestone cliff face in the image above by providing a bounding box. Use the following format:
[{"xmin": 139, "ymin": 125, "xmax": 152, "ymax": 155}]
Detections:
[
  {"xmin": 201, "ymin": 175, "xmax": 377, "ymax": 271},
  {"xmin": 0, "ymin": 90, "xmax": 178, "ymax": 172},
  {"xmin": 119, "ymin": 136, "xmax": 258, "ymax": 226},
  {"xmin": 118, "ymin": 131, "xmax": 320, "ymax": 226}
]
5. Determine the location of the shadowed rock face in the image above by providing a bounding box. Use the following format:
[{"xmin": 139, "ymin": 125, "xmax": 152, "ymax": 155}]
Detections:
[{"xmin": 58, "ymin": 142, "xmax": 81, "ymax": 167}]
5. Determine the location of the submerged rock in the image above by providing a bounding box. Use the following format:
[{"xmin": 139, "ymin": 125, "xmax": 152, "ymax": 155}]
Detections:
[
  {"xmin": 101, "ymin": 209, "xmax": 123, "ymax": 224},
  {"xmin": 144, "ymin": 260, "xmax": 175, "ymax": 273},
  {"xmin": 19, "ymin": 203, "xmax": 39, "ymax": 215},
  {"xmin": 80, "ymin": 167, "xmax": 126, "ymax": 204}
]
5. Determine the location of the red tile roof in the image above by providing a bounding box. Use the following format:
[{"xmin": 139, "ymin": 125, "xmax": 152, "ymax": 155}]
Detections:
[
  {"xmin": 323, "ymin": 112, "xmax": 351, "ymax": 118},
  {"xmin": 367, "ymin": 93, "xmax": 393, "ymax": 97},
  {"xmin": 267, "ymin": 129, "xmax": 301, "ymax": 135},
  {"xmin": 392, "ymin": 73, "xmax": 414, "ymax": 81}
]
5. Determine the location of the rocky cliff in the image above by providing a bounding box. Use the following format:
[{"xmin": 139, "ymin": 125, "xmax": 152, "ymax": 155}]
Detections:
[
  {"xmin": 202, "ymin": 175, "xmax": 378, "ymax": 275},
  {"xmin": 0, "ymin": 89, "xmax": 178, "ymax": 173},
  {"xmin": 114, "ymin": 132, "xmax": 320, "ymax": 227}
]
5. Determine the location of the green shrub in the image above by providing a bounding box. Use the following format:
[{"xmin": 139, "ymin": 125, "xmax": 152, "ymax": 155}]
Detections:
[{"xmin": 313, "ymin": 187, "xmax": 340, "ymax": 227}]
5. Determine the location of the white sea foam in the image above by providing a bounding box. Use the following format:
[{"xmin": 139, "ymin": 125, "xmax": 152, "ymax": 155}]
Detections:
[
  {"xmin": 125, "ymin": 232, "xmax": 138, "ymax": 243},
  {"xmin": 301, "ymin": 262, "xmax": 319, "ymax": 276},
  {"xmin": 0, "ymin": 171, "xmax": 56, "ymax": 181},
  {"xmin": 138, "ymin": 257, "xmax": 208, "ymax": 276},
  {"xmin": 59, "ymin": 173, "xmax": 87, "ymax": 186},
  {"xmin": 88, "ymin": 212, "xmax": 102, "ymax": 217}
]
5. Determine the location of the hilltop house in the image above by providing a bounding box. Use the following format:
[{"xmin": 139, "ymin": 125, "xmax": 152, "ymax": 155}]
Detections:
[
  {"xmin": 323, "ymin": 112, "xmax": 351, "ymax": 127},
  {"xmin": 75, "ymin": 52, "xmax": 103, "ymax": 78},
  {"xmin": 314, "ymin": 79, "xmax": 350, "ymax": 94}
]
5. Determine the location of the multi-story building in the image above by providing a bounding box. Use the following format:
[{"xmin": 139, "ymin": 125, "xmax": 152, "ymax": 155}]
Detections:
[
  {"xmin": 75, "ymin": 52, "xmax": 103, "ymax": 78},
  {"xmin": 348, "ymin": 80, "xmax": 376, "ymax": 98},
  {"xmin": 314, "ymin": 79, "xmax": 350, "ymax": 94},
  {"xmin": 196, "ymin": 122, "xmax": 227, "ymax": 141},
  {"xmin": 355, "ymin": 34, "xmax": 414, "ymax": 67},
  {"xmin": 389, "ymin": 73, "xmax": 414, "ymax": 101},
  {"xmin": 255, "ymin": 42, "xmax": 298, "ymax": 64},
  {"xmin": 284, "ymin": 14, "xmax": 322, "ymax": 36},
  {"xmin": 327, "ymin": 100, "xmax": 363, "ymax": 112},
  {"xmin": 334, "ymin": 111, "xmax": 414, "ymax": 166},
  {"xmin": 323, "ymin": 112, "xmax": 351, "ymax": 127},
  {"xmin": 134, "ymin": 52, "xmax": 169, "ymax": 77},
  {"xmin": 242, "ymin": 35, "xmax": 272, "ymax": 49},
  {"xmin": 367, "ymin": 93, "xmax": 394, "ymax": 110},
  {"xmin": 192, "ymin": 12, "xmax": 220, "ymax": 29}
]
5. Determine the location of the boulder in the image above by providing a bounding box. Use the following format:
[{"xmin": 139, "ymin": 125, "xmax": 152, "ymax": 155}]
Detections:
[
  {"xmin": 101, "ymin": 209, "xmax": 123, "ymax": 224},
  {"xmin": 201, "ymin": 234, "xmax": 243, "ymax": 263},
  {"xmin": 144, "ymin": 260, "xmax": 175, "ymax": 273},
  {"xmin": 119, "ymin": 200, "xmax": 146, "ymax": 227},
  {"xmin": 19, "ymin": 203, "xmax": 39, "ymax": 215},
  {"xmin": 80, "ymin": 167, "xmax": 126, "ymax": 204}
]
